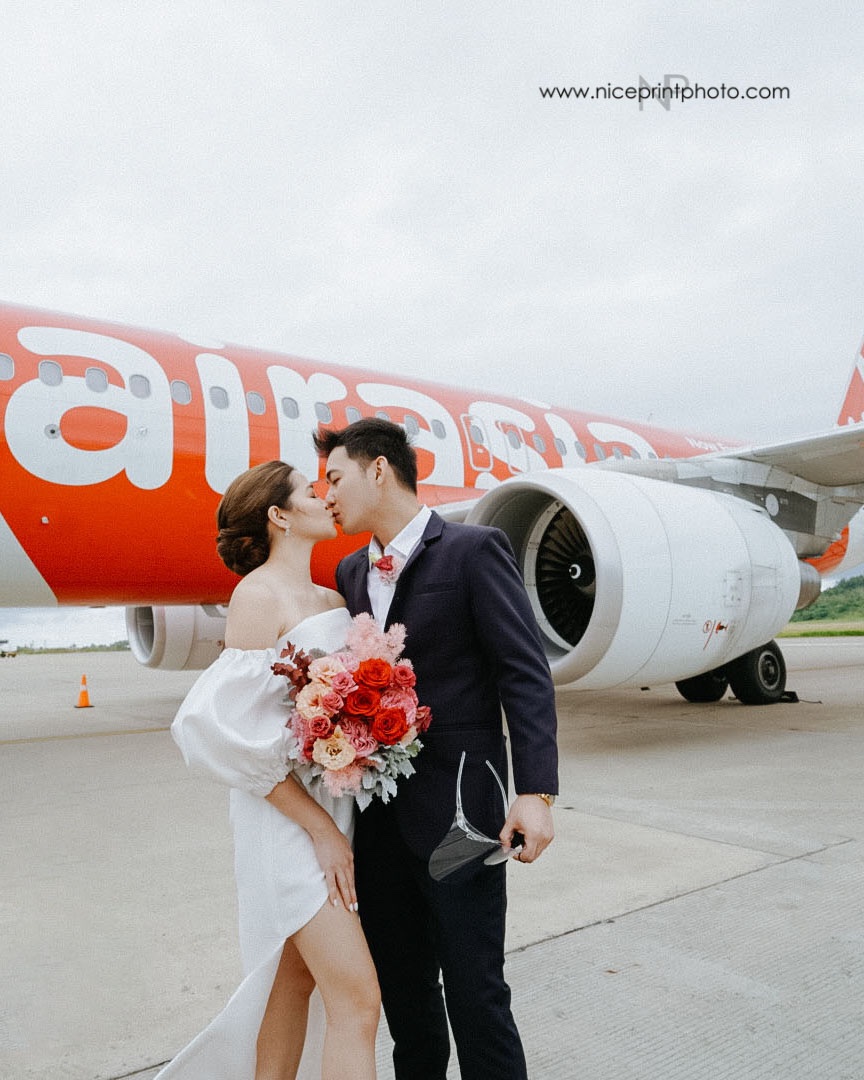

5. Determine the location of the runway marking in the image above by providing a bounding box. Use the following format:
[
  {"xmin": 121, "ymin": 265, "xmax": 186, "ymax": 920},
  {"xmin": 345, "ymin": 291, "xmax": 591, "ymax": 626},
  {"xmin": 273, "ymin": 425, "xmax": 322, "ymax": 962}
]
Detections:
[{"xmin": 0, "ymin": 726, "xmax": 171, "ymax": 746}]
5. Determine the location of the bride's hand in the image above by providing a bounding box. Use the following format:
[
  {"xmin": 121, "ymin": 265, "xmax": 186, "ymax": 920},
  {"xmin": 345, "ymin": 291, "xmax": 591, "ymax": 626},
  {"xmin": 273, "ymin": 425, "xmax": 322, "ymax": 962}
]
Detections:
[
  {"xmin": 309, "ymin": 822, "xmax": 358, "ymax": 912},
  {"xmin": 264, "ymin": 777, "xmax": 359, "ymax": 912}
]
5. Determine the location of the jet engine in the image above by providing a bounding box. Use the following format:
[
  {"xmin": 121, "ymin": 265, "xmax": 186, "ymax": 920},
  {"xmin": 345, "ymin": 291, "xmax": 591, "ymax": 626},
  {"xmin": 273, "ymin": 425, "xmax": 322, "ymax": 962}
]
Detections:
[
  {"xmin": 465, "ymin": 469, "xmax": 808, "ymax": 690},
  {"xmin": 126, "ymin": 603, "xmax": 227, "ymax": 670}
]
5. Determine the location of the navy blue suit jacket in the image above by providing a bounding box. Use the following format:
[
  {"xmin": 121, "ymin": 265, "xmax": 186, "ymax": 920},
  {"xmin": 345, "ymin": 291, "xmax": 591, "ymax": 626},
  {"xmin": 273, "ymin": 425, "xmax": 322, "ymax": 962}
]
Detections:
[{"xmin": 337, "ymin": 511, "xmax": 559, "ymax": 858}]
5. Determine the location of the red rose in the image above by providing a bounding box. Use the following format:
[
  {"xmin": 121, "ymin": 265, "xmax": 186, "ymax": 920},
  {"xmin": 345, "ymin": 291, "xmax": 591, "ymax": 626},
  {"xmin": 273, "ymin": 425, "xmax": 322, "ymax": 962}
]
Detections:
[
  {"xmin": 370, "ymin": 706, "xmax": 409, "ymax": 745},
  {"xmin": 343, "ymin": 686, "xmax": 382, "ymax": 717},
  {"xmin": 356, "ymin": 658, "xmax": 393, "ymax": 689}
]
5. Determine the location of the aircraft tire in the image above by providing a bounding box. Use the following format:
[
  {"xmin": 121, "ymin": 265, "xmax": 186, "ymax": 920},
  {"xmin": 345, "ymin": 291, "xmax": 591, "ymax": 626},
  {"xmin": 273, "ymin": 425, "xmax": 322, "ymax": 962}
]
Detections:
[
  {"xmin": 675, "ymin": 668, "xmax": 730, "ymax": 703},
  {"xmin": 727, "ymin": 640, "xmax": 787, "ymax": 705}
]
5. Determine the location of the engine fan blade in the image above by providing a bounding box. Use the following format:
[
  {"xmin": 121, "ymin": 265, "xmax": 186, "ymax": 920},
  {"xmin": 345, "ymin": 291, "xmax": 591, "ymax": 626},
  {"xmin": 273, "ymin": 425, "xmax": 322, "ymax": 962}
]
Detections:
[{"xmin": 535, "ymin": 507, "xmax": 595, "ymax": 646}]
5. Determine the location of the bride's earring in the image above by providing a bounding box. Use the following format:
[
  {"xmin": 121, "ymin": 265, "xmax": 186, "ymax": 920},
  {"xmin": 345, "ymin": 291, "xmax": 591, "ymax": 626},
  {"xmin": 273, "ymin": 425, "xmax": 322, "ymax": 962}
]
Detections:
[{"xmin": 282, "ymin": 524, "xmax": 292, "ymax": 538}]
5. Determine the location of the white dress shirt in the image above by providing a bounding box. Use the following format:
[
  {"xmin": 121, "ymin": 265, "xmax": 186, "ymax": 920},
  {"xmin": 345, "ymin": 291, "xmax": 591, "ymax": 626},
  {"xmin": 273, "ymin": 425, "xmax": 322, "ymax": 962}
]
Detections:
[{"xmin": 367, "ymin": 505, "xmax": 432, "ymax": 626}]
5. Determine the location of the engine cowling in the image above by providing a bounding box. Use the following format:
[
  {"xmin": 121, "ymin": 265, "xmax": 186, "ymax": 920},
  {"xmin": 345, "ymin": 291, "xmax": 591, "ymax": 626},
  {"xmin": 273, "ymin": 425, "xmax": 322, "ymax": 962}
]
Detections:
[
  {"xmin": 464, "ymin": 469, "xmax": 804, "ymax": 688},
  {"xmin": 126, "ymin": 604, "xmax": 227, "ymax": 670}
]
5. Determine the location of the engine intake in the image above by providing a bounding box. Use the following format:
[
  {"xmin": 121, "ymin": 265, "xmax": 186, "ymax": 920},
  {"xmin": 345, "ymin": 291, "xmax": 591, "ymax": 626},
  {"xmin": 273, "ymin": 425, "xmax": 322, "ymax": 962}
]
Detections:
[
  {"xmin": 126, "ymin": 604, "xmax": 227, "ymax": 670},
  {"xmin": 465, "ymin": 469, "xmax": 805, "ymax": 688}
]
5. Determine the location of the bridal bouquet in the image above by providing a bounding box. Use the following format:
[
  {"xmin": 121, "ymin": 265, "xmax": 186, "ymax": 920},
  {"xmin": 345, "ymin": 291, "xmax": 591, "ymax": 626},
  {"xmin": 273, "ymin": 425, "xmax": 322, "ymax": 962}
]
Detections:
[{"xmin": 272, "ymin": 613, "xmax": 432, "ymax": 810}]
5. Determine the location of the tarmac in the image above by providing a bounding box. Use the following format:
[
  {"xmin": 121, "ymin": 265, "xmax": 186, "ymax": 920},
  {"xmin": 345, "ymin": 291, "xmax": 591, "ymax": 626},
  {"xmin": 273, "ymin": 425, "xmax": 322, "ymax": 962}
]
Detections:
[{"xmin": 1, "ymin": 638, "xmax": 863, "ymax": 1079}]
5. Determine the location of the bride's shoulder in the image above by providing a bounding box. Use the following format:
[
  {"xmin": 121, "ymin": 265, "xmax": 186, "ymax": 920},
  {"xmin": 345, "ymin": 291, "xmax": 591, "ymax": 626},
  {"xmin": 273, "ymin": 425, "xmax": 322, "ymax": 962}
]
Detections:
[
  {"xmin": 224, "ymin": 573, "xmax": 284, "ymax": 650},
  {"xmin": 317, "ymin": 586, "xmax": 347, "ymax": 612}
]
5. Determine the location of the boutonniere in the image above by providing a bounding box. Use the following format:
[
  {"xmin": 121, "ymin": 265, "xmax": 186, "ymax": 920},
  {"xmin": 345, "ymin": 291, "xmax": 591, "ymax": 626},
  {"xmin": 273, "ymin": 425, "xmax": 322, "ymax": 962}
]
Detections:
[{"xmin": 369, "ymin": 552, "xmax": 402, "ymax": 584}]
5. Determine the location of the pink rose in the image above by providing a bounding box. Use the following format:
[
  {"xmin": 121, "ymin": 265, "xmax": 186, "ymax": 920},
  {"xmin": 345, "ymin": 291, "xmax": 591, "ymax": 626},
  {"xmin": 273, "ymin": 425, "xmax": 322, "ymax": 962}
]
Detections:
[
  {"xmin": 339, "ymin": 717, "xmax": 379, "ymax": 758},
  {"xmin": 330, "ymin": 670, "xmax": 357, "ymax": 695},
  {"xmin": 414, "ymin": 705, "xmax": 432, "ymax": 733},
  {"xmin": 308, "ymin": 714, "xmax": 334, "ymax": 739},
  {"xmin": 392, "ymin": 663, "xmax": 416, "ymax": 688},
  {"xmin": 321, "ymin": 690, "xmax": 343, "ymax": 714}
]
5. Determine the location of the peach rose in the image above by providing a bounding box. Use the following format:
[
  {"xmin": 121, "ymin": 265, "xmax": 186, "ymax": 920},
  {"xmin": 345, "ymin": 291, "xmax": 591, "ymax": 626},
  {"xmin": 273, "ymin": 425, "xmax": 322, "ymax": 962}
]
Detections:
[
  {"xmin": 312, "ymin": 725, "xmax": 357, "ymax": 771},
  {"xmin": 295, "ymin": 681, "xmax": 333, "ymax": 721},
  {"xmin": 308, "ymin": 655, "xmax": 350, "ymax": 685}
]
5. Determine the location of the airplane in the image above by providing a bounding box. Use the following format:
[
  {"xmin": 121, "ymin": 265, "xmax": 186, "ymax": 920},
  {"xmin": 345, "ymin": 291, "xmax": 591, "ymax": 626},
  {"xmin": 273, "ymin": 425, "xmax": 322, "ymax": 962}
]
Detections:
[{"xmin": 2, "ymin": 300, "xmax": 864, "ymax": 705}]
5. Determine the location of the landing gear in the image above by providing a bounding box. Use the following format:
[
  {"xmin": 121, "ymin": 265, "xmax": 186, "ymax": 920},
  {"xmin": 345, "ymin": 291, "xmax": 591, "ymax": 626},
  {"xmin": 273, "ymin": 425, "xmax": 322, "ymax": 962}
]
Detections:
[
  {"xmin": 726, "ymin": 640, "xmax": 787, "ymax": 705},
  {"xmin": 674, "ymin": 640, "xmax": 789, "ymax": 706},
  {"xmin": 675, "ymin": 668, "xmax": 729, "ymax": 703}
]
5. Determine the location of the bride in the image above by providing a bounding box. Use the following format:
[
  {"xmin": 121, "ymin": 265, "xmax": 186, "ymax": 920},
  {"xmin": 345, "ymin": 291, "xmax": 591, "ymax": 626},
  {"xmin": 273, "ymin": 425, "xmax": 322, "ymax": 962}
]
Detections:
[{"xmin": 157, "ymin": 461, "xmax": 380, "ymax": 1079}]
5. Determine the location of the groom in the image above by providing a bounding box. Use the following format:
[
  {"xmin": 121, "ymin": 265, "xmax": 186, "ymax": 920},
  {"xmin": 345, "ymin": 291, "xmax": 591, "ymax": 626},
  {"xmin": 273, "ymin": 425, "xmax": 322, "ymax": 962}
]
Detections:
[{"xmin": 314, "ymin": 418, "xmax": 559, "ymax": 1080}]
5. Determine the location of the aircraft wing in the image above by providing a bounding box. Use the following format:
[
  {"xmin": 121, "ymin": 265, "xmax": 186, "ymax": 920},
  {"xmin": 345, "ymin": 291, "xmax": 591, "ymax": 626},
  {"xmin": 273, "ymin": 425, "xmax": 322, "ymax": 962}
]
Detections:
[{"xmin": 714, "ymin": 422, "xmax": 864, "ymax": 488}]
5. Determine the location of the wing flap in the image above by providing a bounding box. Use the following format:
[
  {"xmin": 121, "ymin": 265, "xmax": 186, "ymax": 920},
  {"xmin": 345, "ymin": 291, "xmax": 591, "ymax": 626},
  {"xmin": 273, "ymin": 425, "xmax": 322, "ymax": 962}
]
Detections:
[{"xmin": 714, "ymin": 424, "xmax": 864, "ymax": 488}]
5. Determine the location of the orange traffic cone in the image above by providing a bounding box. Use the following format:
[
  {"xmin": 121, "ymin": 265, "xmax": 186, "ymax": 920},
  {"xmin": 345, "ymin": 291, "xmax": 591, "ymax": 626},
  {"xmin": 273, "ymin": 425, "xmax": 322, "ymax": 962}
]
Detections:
[{"xmin": 75, "ymin": 674, "xmax": 93, "ymax": 709}]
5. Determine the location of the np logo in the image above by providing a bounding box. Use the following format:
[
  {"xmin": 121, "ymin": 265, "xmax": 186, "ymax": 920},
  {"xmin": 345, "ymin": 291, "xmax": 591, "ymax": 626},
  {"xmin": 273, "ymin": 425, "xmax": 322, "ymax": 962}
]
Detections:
[{"xmin": 638, "ymin": 73, "xmax": 690, "ymax": 112}]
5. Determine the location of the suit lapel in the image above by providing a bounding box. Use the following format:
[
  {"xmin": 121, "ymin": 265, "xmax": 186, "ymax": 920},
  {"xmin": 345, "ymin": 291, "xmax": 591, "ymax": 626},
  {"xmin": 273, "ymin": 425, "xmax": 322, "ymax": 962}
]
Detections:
[
  {"xmin": 342, "ymin": 549, "xmax": 373, "ymax": 616},
  {"xmin": 385, "ymin": 512, "xmax": 445, "ymax": 626},
  {"xmin": 399, "ymin": 511, "xmax": 445, "ymax": 577}
]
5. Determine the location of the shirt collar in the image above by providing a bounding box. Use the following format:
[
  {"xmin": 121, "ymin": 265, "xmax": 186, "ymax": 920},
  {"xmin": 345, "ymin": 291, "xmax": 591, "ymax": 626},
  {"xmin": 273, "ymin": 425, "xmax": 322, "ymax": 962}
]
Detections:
[{"xmin": 369, "ymin": 505, "xmax": 432, "ymax": 562}]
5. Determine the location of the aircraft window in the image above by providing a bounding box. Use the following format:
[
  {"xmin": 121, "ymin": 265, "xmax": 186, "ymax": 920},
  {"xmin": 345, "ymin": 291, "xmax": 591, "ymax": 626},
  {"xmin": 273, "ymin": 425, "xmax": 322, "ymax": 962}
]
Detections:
[
  {"xmin": 246, "ymin": 391, "xmax": 266, "ymax": 415},
  {"xmin": 210, "ymin": 386, "xmax": 230, "ymax": 409},
  {"xmin": 553, "ymin": 437, "xmax": 567, "ymax": 456},
  {"xmin": 575, "ymin": 441, "xmax": 587, "ymax": 459},
  {"xmin": 345, "ymin": 406, "xmax": 362, "ymax": 423},
  {"xmin": 85, "ymin": 367, "xmax": 109, "ymax": 393},
  {"xmin": 593, "ymin": 444, "xmax": 606, "ymax": 461},
  {"xmin": 171, "ymin": 380, "xmax": 192, "ymax": 405},
  {"xmin": 506, "ymin": 430, "xmax": 521, "ymax": 450},
  {"xmin": 0, "ymin": 353, "xmax": 13, "ymax": 379},
  {"xmin": 281, "ymin": 396, "xmax": 300, "ymax": 419},
  {"xmin": 533, "ymin": 434, "xmax": 547, "ymax": 455},
  {"xmin": 431, "ymin": 419, "xmax": 447, "ymax": 439},
  {"xmin": 469, "ymin": 422, "xmax": 485, "ymax": 445},
  {"xmin": 376, "ymin": 410, "xmax": 391, "ymax": 422},
  {"xmin": 39, "ymin": 360, "xmax": 63, "ymax": 386},
  {"xmin": 404, "ymin": 415, "xmax": 419, "ymax": 437},
  {"xmin": 315, "ymin": 402, "xmax": 333, "ymax": 423},
  {"xmin": 130, "ymin": 374, "xmax": 151, "ymax": 399},
  {"xmin": 629, "ymin": 448, "xmax": 641, "ymax": 459},
  {"xmin": 612, "ymin": 446, "xmax": 624, "ymax": 460},
  {"xmin": 648, "ymin": 451, "xmax": 658, "ymax": 459}
]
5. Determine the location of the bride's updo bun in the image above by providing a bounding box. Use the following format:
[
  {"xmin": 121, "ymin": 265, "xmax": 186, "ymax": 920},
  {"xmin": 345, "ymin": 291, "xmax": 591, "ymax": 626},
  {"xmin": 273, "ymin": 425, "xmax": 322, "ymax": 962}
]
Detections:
[{"xmin": 216, "ymin": 461, "xmax": 297, "ymax": 576}]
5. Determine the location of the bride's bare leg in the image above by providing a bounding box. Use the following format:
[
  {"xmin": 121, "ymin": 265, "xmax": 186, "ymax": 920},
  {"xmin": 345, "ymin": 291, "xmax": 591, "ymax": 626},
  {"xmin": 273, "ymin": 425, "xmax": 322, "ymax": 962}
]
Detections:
[
  {"xmin": 255, "ymin": 939, "xmax": 316, "ymax": 1080},
  {"xmin": 293, "ymin": 901, "xmax": 381, "ymax": 1080}
]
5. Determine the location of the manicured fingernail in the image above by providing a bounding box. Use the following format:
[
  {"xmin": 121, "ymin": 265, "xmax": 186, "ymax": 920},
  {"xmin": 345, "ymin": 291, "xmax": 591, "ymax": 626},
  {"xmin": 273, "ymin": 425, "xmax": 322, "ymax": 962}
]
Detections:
[{"xmin": 351, "ymin": 902, "xmax": 359, "ymax": 912}]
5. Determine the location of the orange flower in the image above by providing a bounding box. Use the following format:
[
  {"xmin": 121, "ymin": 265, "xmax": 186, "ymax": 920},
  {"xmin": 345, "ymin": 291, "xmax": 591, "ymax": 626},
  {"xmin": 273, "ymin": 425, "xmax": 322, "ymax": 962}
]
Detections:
[
  {"xmin": 370, "ymin": 707, "xmax": 409, "ymax": 745},
  {"xmin": 356, "ymin": 658, "xmax": 393, "ymax": 689},
  {"xmin": 343, "ymin": 686, "xmax": 382, "ymax": 717}
]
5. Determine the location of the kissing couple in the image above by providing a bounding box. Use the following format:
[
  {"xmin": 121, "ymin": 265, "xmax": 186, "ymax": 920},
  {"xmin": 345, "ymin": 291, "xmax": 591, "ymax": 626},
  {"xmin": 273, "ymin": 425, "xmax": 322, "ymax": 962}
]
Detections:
[{"xmin": 160, "ymin": 417, "xmax": 559, "ymax": 1079}]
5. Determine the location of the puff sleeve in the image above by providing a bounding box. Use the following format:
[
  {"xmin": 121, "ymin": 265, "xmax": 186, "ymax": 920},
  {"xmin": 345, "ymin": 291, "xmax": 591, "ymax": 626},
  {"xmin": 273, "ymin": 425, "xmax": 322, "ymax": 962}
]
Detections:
[{"xmin": 171, "ymin": 648, "xmax": 293, "ymax": 797}]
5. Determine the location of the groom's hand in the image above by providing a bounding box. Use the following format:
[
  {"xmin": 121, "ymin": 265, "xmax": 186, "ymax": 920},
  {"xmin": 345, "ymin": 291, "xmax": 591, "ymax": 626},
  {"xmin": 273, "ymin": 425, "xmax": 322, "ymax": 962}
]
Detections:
[{"xmin": 499, "ymin": 795, "xmax": 555, "ymax": 863}]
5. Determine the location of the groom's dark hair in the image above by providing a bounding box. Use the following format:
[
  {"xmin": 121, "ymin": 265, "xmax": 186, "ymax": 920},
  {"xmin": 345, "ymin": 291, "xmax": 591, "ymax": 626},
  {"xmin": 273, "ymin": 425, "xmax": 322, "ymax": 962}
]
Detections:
[{"xmin": 314, "ymin": 417, "xmax": 418, "ymax": 493}]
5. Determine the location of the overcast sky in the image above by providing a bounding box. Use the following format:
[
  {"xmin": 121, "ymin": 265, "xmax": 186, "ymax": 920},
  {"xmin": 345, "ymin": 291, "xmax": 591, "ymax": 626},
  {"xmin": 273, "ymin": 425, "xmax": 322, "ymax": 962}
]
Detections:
[{"xmin": 2, "ymin": 2, "xmax": 863, "ymax": 645}]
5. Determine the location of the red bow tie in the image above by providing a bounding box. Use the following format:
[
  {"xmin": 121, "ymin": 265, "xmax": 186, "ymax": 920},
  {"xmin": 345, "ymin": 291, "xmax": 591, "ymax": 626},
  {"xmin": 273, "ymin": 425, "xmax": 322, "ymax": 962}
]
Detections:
[{"xmin": 369, "ymin": 553, "xmax": 401, "ymax": 582}]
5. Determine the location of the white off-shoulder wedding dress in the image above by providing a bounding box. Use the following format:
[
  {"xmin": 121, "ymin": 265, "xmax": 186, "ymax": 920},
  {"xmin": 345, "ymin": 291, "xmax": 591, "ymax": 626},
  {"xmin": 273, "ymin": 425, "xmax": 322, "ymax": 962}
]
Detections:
[{"xmin": 156, "ymin": 607, "xmax": 356, "ymax": 1079}]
